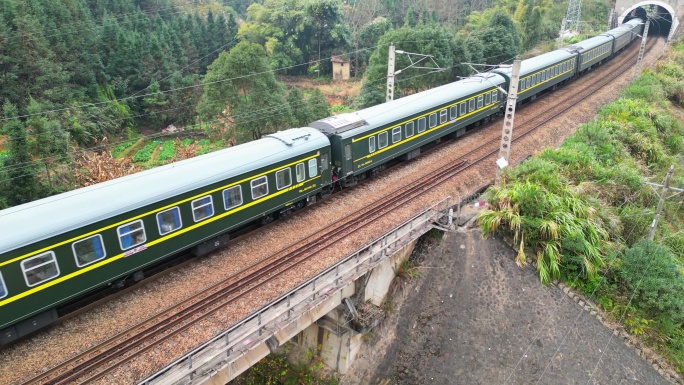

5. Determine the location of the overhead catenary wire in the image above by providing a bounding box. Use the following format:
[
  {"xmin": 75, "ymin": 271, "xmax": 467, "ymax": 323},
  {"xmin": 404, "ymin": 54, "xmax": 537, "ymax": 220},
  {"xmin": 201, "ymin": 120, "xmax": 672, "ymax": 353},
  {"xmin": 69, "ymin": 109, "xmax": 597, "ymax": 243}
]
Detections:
[
  {"xmin": 1, "ymin": 36, "xmax": 479, "ymax": 123},
  {"xmin": 0, "ymin": 52, "xmax": 502, "ymax": 178},
  {"xmin": 0, "ymin": 62, "xmax": 442, "ymax": 178},
  {"xmin": 1, "ymin": 37, "xmax": 513, "ymax": 178},
  {"xmin": 0, "ymin": 69, "xmax": 465, "ymax": 217}
]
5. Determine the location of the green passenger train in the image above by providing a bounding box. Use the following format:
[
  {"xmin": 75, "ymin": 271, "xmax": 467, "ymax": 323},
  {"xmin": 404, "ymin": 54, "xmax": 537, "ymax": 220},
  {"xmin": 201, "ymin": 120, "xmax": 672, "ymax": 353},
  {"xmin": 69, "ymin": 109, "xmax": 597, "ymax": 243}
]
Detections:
[{"xmin": 0, "ymin": 18, "xmax": 644, "ymax": 345}]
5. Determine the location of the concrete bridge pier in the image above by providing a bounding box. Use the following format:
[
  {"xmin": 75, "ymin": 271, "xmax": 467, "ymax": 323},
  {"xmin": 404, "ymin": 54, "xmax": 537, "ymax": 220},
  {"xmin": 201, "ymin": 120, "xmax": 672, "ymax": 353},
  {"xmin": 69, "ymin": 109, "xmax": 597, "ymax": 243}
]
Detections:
[
  {"xmin": 294, "ymin": 239, "xmax": 418, "ymax": 374},
  {"xmin": 139, "ymin": 199, "xmax": 452, "ymax": 385}
]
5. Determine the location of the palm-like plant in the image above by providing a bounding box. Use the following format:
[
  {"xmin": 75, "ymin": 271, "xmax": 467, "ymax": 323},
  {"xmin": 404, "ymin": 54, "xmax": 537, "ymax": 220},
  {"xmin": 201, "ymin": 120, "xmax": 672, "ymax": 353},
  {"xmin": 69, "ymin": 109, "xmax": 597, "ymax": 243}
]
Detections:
[{"xmin": 478, "ymin": 180, "xmax": 609, "ymax": 284}]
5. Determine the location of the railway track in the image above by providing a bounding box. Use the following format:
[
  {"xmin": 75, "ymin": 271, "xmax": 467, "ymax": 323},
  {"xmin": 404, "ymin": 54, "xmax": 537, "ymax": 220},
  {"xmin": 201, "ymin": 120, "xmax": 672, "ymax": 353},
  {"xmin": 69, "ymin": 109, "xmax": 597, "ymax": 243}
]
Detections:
[{"xmin": 22, "ymin": 37, "xmax": 661, "ymax": 385}]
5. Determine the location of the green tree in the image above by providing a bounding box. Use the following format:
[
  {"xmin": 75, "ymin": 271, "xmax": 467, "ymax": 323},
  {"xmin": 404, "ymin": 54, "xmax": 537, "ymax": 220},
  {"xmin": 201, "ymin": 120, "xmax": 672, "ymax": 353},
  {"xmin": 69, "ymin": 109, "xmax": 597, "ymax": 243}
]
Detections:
[
  {"xmin": 469, "ymin": 9, "xmax": 521, "ymax": 65},
  {"xmin": 307, "ymin": 89, "xmax": 331, "ymax": 121},
  {"xmin": 238, "ymin": 0, "xmax": 310, "ymax": 73},
  {"xmin": 357, "ymin": 25, "xmax": 469, "ymax": 107},
  {"xmin": 2, "ymin": 101, "xmax": 39, "ymax": 206},
  {"xmin": 353, "ymin": 17, "xmax": 392, "ymax": 76},
  {"xmin": 26, "ymin": 99, "xmax": 67, "ymax": 190},
  {"xmin": 404, "ymin": 6, "xmax": 417, "ymax": 27},
  {"xmin": 512, "ymin": 0, "xmax": 547, "ymax": 49},
  {"xmin": 306, "ymin": 0, "xmax": 351, "ymax": 74},
  {"xmin": 198, "ymin": 41, "xmax": 293, "ymax": 142},
  {"xmin": 287, "ymin": 87, "xmax": 313, "ymax": 126}
]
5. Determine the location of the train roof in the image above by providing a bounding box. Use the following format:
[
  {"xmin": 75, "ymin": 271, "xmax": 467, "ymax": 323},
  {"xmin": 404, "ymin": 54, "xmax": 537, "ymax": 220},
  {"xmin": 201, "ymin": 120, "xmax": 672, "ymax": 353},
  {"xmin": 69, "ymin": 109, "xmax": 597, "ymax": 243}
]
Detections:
[
  {"xmin": 0, "ymin": 127, "xmax": 330, "ymax": 254},
  {"xmin": 604, "ymin": 18, "xmax": 642, "ymax": 37},
  {"xmin": 623, "ymin": 18, "xmax": 645, "ymax": 28},
  {"xmin": 565, "ymin": 34, "xmax": 614, "ymax": 53},
  {"xmin": 309, "ymin": 73, "xmax": 506, "ymax": 138},
  {"xmin": 492, "ymin": 49, "xmax": 577, "ymax": 79}
]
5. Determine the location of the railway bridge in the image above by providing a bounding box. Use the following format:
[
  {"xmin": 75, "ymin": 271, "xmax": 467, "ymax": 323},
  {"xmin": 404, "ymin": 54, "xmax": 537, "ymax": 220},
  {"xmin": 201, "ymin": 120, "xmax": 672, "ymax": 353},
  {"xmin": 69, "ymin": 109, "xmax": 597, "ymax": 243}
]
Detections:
[{"xmin": 614, "ymin": 0, "xmax": 680, "ymax": 40}]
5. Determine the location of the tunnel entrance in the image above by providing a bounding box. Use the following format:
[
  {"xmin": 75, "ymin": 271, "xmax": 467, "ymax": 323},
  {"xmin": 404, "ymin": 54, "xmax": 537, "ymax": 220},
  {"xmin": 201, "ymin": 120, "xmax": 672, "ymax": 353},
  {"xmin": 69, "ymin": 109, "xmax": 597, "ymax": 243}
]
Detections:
[{"xmin": 619, "ymin": 2, "xmax": 677, "ymax": 40}]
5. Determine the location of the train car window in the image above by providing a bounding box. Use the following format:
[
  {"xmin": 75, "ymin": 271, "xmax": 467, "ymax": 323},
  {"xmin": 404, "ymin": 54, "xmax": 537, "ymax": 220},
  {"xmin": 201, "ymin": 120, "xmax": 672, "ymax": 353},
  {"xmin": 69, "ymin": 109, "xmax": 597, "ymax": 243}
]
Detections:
[
  {"xmin": 21, "ymin": 252, "xmax": 59, "ymax": 287},
  {"xmin": 118, "ymin": 220, "xmax": 146, "ymax": 250},
  {"xmin": 73, "ymin": 234, "xmax": 106, "ymax": 267},
  {"xmin": 519, "ymin": 81, "xmax": 523, "ymax": 91},
  {"xmin": 406, "ymin": 122, "xmax": 415, "ymax": 137},
  {"xmin": 449, "ymin": 106, "xmax": 457, "ymax": 120},
  {"xmin": 251, "ymin": 176, "xmax": 269, "ymax": 200},
  {"xmin": 525, "ymin": 78, "xmax": 530, "ymax": 89},
  {"xmin": 276, "ymin": 168, "xmax": 292, "ymax": 190},
  {"xmin": 344, "ymin": 144, "xmax": 352, "ymax": 160},
  {"xmin": 157, "ymin": 207, "xmax": 182, "ymax": 235},
  {"xmin": 477, "ymin": 96, "xmax": 483, "ymax": 109},
  {"xmin": 459, "ymin": 102, "xmax": 466, "ymax": 115},
  {"xmin": 308, "ymin": 159, "xmax": 318, "ymax": 177},
  {"xmin": 321, "ymin": 153, "xmax": 329, "ymax": 171},
  {"xmin": 378, "ymin": 131, "xmax": 388, "ymax": 148},
  {"xmin": 468, "ymin": 99, "xmax": 475, "ymax": 112},
  {"xmin": 392, "ymin": 126, "xmax": 401, "ymax": 143},
  {"xmin": 296, "ymin": 163, "xmax": 305, "ymax": 182},
  {"xmin": 429, "ymin": 113, "xmax": 437, "ymax": 128},
  {"xmin": 0, "ymin": 272, "xmax": 6, "ymax": 299},
  {"xmin": 192, "ymin": 196, "xmax": 214, "ymax": 222},
  {"xmin": 492, "ymin": 90, "xmax": 498, "ymax": 102},
  {"xmin": 418, "ymin": 117, "xmax": 426, "ymax": 132},
  {"xmin": 485, "ymin": 93, "xmax": 491, "ymax": 105},
  {"xmin": 369, "ymin": 137, "xmax": 376, "ymax": 153},
  {"xmin": 223, "ymin": 186, "xmax": 243, "ymax": 209},
  {"xmin": 440, "ymin": 109, "xmax": 447, "ymax": 124}
]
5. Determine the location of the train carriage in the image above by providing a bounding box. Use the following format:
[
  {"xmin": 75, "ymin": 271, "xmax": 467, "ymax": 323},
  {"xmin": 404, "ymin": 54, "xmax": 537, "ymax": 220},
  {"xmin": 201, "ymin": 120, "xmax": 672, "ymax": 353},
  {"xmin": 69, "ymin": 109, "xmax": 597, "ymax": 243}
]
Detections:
[
  {"xmin": 625, "ymin": 18, "xmax": 645, "ymax": 43},
  {"xmin": 571, "ymin": 34, "xmax": 615, "ymax": 72},
  {"xmin": 0, "ymin": 18, "xmax": 647, "ymax": 346},
  {"xmin": 492, "ymin": 49, "xmax": 577, "ymax": 103},
  {"xmin": 310, "ymin": 74, "xmax": 506, "ymax": 187},
  {"xmin": 0, "ymin": 127, "xmax": 331, "ymax": 344},
  {"xmin": 604, "ymin": 20, "xmax": 637, "ymax": 53}
]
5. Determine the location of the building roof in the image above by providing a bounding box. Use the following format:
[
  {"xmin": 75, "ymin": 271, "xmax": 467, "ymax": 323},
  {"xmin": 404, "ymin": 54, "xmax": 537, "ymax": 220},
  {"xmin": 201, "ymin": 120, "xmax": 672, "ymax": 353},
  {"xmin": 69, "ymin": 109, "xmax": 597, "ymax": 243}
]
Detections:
[{"xmin": 331, "ymin": 55, "xmax": 350, "ymax": 63}]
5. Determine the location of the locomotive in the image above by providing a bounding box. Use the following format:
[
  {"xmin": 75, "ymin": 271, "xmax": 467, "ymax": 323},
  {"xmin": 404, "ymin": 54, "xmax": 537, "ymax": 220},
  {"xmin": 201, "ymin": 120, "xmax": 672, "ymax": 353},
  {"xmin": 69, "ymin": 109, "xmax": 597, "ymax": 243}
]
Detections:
[{"xmin": 0, "ymin": 18, "xmax": 644, "ymax": 345}]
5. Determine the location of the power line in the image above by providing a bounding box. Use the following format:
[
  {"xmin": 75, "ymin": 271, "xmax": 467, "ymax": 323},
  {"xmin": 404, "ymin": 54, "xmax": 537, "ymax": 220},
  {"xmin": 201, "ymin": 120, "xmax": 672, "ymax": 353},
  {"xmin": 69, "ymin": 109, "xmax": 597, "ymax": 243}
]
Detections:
[
  {"xmin": 0, "ymin": 41, "xmax": 494, "ymax": 176},
  {"xmin": 0, "ymin": 44, "xmax": 382, "ymax": 122},
  {"xmin": 0, "ymin": 62, "xmax": 480, "ymax": 184}
]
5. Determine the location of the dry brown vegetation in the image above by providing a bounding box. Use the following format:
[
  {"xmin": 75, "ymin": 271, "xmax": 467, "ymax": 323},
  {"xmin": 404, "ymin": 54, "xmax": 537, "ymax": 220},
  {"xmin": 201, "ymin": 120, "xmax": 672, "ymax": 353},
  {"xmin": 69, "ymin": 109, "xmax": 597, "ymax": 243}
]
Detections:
[{"xmin": 72, "ymin": 152, "xmax": 142, "ymax": 187}]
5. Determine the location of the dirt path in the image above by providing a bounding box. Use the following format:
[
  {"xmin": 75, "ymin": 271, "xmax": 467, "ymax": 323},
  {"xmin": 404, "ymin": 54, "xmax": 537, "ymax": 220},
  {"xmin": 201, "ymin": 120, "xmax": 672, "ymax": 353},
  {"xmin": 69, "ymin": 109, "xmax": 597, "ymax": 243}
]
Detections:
[
  {"xmin": 279, "ymin": 76, "xmax": 361, "ymax": 106},
  {"xmin": 342, "ymin": 228, "xmax": 671, "ymax": 385}
]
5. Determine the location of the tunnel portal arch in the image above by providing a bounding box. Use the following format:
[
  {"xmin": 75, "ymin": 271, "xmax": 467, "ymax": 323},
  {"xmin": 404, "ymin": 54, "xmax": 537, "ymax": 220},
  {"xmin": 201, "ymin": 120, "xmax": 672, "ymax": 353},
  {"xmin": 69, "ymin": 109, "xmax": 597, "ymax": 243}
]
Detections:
[{"xmin": 617, "ymin": 1, "xmax": 678, "ymax": 40}]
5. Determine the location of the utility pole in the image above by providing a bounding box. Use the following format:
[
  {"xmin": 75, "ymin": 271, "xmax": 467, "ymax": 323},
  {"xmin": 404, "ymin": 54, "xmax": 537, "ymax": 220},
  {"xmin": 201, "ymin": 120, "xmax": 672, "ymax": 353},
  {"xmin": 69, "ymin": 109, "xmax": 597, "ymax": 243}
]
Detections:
[
  {"xmin": 557, "ymin": 18, "xmax": 567, "ymax": 49},
  {"xmin": 495, "ymin": 58, "xmax": 521, "ymax": 182},
  {"xmin": 645, "ymin": 165, "xmax": 684, "ymax": 240},
  {"xmin": 386, "ymin": 43, "xmax": 396, "ymax": 102},
  {"xmin": 634, "ymin": 19, "xmax": 650, "ymax": 76},
  {"xmin": 386, "ymin": 44, "xmax": 443, "ymax": 103},
  {"xmin": 608, "ymin": 8, "xmax": 615, "ymax": 29}
]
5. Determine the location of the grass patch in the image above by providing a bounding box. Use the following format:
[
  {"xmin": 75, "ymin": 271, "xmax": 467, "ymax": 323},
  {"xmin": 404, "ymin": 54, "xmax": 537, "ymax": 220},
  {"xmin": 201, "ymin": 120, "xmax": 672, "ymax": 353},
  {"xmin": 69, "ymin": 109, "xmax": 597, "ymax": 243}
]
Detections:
[
  {"xmin": 132, "ymin": 142, "xmax": 158, "ymax": 163},
  {"xmin": 478, "ymin": 37, "xmax": 684, "ymax": 371},
  {"xmin": 157, "ymin": 141, "xmax": 176, "ymax": 161}
]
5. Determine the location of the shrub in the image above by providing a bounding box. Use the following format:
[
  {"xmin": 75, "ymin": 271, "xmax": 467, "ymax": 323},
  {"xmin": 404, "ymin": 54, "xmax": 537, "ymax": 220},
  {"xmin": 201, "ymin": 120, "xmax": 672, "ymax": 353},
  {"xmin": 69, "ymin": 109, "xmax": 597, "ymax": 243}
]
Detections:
[{"xmin": 619, "ymin": 239, "xmax": 684, "ymax": 327}]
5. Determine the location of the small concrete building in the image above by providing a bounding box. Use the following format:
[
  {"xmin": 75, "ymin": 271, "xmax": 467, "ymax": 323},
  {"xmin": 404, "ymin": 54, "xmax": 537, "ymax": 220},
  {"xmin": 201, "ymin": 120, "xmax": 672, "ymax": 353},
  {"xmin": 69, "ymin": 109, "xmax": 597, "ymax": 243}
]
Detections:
[{"xmin": 332, "ymin": 55, "xmax": 350, "ymax": 81}]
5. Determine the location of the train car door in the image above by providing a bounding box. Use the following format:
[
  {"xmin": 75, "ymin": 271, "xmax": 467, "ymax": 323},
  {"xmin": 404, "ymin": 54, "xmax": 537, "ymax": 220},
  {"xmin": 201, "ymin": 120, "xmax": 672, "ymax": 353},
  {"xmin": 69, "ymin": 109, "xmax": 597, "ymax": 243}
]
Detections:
[
  {"xmin": 320, "ymin": 149, "xmax": 332, "ymax": 188},
  {"xmin": 343, "ymin": 141, "xmax": 353, "ymax": 176}
]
